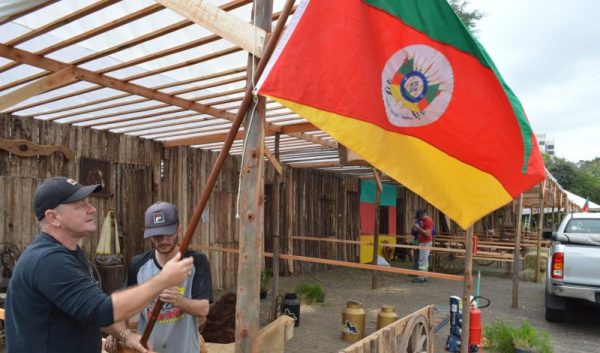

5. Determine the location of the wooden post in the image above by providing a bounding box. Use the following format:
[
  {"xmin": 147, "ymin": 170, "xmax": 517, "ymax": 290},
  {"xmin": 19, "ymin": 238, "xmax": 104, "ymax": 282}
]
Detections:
[
  {"xmin": 371, "ymin": 169, "xmax": 382, "ymax": 289},
  {"xmin": 269, "ymin": 133, "xmax": 281, "ymax": 321},
  {"xmin": 535, "ymin": 180, "xmax": 546, "ymax": 282},
  {"xmin": 235, "ymin": 1, "xmax": 272, "ymax": 352},
  {"xmin": 285, "ymin": 168, "xmax": 294, "ymax": 275},
  {"xmin": 511, "ymin": 194, "xmax": 524, "ymax": 309},
  {"xmin": 551, "ymin": 182, "xmax": 557, "ymax": 231},
  {"xmin": 460, "ymin": 226, "xmax": 474, "ymax": 353}
]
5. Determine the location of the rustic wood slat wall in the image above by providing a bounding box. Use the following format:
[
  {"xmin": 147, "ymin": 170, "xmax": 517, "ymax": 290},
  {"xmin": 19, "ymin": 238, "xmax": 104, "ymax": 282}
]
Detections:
[{"xmin": 0, "ymin": 113, "xmax": 364, "ymax": 289}]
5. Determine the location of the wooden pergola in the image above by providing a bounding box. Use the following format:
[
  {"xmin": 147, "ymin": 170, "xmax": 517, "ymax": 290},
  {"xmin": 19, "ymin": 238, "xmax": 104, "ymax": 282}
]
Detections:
[{"xmin": 0, "ymin": 0, "xmax": 383, "ymax": 177}]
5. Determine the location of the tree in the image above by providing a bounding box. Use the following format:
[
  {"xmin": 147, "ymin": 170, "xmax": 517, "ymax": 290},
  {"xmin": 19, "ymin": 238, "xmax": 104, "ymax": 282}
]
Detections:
[
  {"xmin": 544, "ymin": 154, "xmax": 578, "ymax": 190},
  {"xmin": 570, "ymin": 172, "xmax": 600, "ymax": 206},
  {"xmin": 579, "ymin": 157, "xmax": 600, "ymax": 179},
  {"xmin": 544, "ymin": 154, "xmax": 600, "ymax": 205},
  {"xmin": 448, "ymin": 0, "xmax": 484, "ymax": 33}
]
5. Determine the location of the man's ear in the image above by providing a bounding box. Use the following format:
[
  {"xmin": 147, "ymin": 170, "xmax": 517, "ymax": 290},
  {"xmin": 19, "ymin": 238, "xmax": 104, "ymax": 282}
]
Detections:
[{"xmin": 44, "ymin": 209, "xmax": 61, "ymax": 227}]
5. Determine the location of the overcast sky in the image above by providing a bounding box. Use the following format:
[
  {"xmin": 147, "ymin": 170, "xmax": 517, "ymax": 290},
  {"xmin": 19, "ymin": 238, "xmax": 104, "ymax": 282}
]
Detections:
[{"xmin": 467, "ymin": 0, "xmax": 600, "ymax": 163}]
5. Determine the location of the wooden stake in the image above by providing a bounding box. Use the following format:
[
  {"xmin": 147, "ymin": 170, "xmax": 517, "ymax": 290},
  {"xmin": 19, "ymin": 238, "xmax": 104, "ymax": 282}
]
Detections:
[
  {"xmin": 512, "ymin": 194, "xmax": 524, "ymax": 309},
  {"xmin": 269, "ymin": 133, "xmax": 281, "ymax": 321},
  {"xmin": 371, "ymin": 168, "xmax": 382, "ymax": 289},
  {"xmin": 460, "ymin": 226, "xmax": 474, "ymax": 353},
  {"xmin": 535, "ymin": 180, "xmax": 546, "ymax": 282}
]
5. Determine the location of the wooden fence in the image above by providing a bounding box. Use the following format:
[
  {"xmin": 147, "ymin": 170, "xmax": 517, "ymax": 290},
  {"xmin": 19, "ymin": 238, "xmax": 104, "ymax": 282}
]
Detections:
[{"xmin": 340, "ymin": 305, "xmax": 435, "ymax": 353}]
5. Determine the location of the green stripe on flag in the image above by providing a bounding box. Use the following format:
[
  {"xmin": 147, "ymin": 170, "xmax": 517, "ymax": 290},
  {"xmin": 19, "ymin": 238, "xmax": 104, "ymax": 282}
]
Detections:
[
  {"xmin": 364, "ymin": 0, "xmax": 488, "ymax": 66},
  {"xmin": 364, "ymin": 0, "xmax": 533, "ymax": 173}
]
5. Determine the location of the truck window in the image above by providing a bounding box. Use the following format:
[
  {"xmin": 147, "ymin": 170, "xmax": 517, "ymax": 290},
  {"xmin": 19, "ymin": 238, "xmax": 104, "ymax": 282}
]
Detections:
[{"xmin": 565, "ymin": 219, "xmax": 600, "ymax": 233}]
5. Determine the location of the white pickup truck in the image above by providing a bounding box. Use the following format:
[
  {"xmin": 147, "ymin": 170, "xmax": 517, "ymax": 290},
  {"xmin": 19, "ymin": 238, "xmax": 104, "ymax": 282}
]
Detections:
[{"xmin": 543, "ymin": 212, "xmax": 600, "ymax": 322}]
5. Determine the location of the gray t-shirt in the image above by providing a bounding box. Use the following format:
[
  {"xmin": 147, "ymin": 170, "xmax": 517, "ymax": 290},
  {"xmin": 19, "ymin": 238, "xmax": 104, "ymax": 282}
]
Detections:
[{"xmin": 126, "ymin": 250, "xmax": 212, "ymax": 353}]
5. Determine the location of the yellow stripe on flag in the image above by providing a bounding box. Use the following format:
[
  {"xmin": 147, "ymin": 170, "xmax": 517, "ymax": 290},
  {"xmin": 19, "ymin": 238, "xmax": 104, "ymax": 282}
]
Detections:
[{"xmin": 274, "ymin": 97, "xmax": 513, "ymax": 229}]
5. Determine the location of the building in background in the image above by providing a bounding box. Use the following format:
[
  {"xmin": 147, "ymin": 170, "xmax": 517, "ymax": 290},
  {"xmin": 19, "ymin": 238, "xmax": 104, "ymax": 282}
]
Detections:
[{"xmin": 536, "ymin": 133, "xmax": 555, "ymax": 156}]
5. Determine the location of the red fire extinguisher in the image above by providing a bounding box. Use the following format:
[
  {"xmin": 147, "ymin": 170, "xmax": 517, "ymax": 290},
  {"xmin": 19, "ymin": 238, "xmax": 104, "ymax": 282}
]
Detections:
[{"xmin": 469, "ymin": 296, "xmax": 490, "ymax": 353}]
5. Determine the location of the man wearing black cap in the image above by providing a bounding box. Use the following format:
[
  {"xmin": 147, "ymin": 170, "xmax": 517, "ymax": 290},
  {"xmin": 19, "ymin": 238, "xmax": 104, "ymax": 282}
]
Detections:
[
  {"xmin": 5, "ymin": 177, "xmax": 195, "ymax": 353},
  {"xmin": 105, "ymin": 201, "xmax": 212, "ymax": 353}
]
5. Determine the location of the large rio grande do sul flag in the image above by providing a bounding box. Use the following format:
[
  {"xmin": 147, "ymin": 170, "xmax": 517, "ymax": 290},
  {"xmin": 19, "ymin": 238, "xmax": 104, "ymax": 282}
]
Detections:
[{"xmin": 256, "ymin": 0, "xmax": 546, "ymax": 229}]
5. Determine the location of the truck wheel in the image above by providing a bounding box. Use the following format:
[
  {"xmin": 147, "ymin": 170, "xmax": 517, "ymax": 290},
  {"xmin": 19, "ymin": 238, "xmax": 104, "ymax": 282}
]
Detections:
[
  {"xmin": 545, "ymin": 291, "xmax": 566, "ymax": 322},
  {"xmin": 545, "ymin": 306, "xmax": 565, "ymax": 322}
]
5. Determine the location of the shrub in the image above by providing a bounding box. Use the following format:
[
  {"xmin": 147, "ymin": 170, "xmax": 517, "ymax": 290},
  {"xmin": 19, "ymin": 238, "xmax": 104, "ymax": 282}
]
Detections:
[
  {"xmin": 260, "ymin": 269, "xmax": 273, "ymax": 290},
  {"xmin": 484, "ymin": 320, "xmax": 553, "ymax": 353},
  {"xmin": 295, "ymin": 282, "xmax": 325, "ymax": 304}
]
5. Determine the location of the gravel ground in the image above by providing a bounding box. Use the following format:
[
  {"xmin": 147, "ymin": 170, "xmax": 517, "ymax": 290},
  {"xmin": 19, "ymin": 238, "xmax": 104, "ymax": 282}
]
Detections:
[{"xmin": 254, "ymin": 260, "xmax": 600, "ymax": 353}]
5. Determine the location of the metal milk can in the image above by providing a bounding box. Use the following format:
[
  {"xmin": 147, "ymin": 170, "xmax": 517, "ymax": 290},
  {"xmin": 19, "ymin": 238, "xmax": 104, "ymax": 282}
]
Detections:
[
  {"xmin": 376, "ymin": 305, "xmax": 399, "ymax": 330},
  {"xmin": 280, "ymin": 293, "xmax": 301, "ymax": 327},
  {"xmin": 341, "ymin": 301, "xmax": 365, "ymax": 342}
]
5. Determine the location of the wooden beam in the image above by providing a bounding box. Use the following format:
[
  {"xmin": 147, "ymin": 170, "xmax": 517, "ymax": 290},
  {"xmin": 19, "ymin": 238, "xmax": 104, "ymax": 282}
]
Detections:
[
  {"xmin": 0, "ymin": 3, "xmax": 164, "ymax": 75},
  {"xmin": 35, "ymin": 71, "xmax": 244, "ymax": 123},
  {"xmin": 0, "ymin": 0, "xmax": 58, "ymax": 26},
  {"xmin": 288, "ymin": 160, "xmax": 340, "ymax": 168},
  {"xmin": 460, "ymin": 226, "xmax": 474, "ymax": 353},
  {"xmin": 0, "ymin": 67, "xmax": 76, "ymax": 111},
  {"xmin": 0, "ymin": 44, "xmax": 237, "ymax": 122},
  {"xmin": 0, "ymin": 1, "xmax": 251, "ymax": 89},
  {"xmin": 5, "ymin": 0, "xmax": 118, "ymax": 47},
  {"xmin": 264, "ymin": 145, "xmax": 283, "ymax": 175},
  {"xmin": 155, "ymin": 0, "xmax": 266, "ymax": 57},
  {"xmin": 163, "ymin": 122, "xmax": 318, "ymax": 147},
  {"xmin": 287, "ymin": 131, "xmax": 337, "ymax": 148},
  {"xmin": 192, "ymin": 245, "xmax": 466, "ymax": 281},
  {"xmin": 372, "ymin": 168, "xmax": 382, "ymax": 192},
  {"xmin": 163, "ymin": 130, "xmax": 243, "ymax": 147},
  {"xmin": 235, "ymin": 0, "xmax": 271, "ymax": 348},
  {"xmin": 512, "ymin": 194, "xmax": 524, "ymax": 309},
  {"xmin": 535, "ymin": 180, "xmax": 546, "ymax": 282}
]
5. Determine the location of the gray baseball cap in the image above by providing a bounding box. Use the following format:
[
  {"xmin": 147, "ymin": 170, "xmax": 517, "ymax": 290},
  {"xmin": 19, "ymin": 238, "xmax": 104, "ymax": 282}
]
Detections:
[{"xmin": 144, "ymin": 201, "xmax": 179, "ymax": 238}]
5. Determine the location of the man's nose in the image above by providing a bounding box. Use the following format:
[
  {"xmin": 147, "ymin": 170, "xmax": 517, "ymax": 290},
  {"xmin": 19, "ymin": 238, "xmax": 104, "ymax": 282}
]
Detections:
[{"xmin": 84, "ymin": 201, "xmax": 96, "ymax": 213}]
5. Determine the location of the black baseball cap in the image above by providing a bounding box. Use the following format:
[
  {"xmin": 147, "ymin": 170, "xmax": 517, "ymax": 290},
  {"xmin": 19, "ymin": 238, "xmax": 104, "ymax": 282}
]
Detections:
[
  {"xmin": 33, "ymin": 177, "xmax": 102, "ymax": 220},
  {"xmin": 144, "ymin": 201, "xmax": 179, "ymax": 238},
  {"xmin": 415, "ymin": 209, "xmax": 425, "ymax": 219}
]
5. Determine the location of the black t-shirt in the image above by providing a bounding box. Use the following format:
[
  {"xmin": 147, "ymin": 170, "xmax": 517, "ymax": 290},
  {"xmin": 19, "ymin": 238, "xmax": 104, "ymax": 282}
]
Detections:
[{"xmin": 5, "ymin": 232, "xmax": 113, "ymax": 353}]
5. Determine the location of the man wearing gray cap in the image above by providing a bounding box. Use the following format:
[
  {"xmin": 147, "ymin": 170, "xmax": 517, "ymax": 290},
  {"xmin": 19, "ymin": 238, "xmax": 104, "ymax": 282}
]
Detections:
[
  {"xmin": 5, "ymin": 177, "xmax": 194, "ymax": 353},
  {"xmin": 105, "ymin": 201, "xmax": 212, "ymax": 353}
]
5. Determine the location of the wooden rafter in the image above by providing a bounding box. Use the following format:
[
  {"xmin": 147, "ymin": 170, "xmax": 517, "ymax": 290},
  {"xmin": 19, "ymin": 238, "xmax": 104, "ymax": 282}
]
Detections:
[
  {"xmin": 77, "ymin": 83, "xmax": 246, "ymax": 126},
  {"xmin": 0, "ymin": 67, "xmax": 76, "ymax": 111},
  {"xmin": 20, "ymin": 68, "xmax": 245, "ymax": 117},
  {"xmin": 144, "ymin": 122, "xmax": 233, "ymax": 140},
  {"xmin": 111, "ymin": 113, "xmax": 206, "ymax": 133},
  {"xmin": 162, "ymin": 122, "xmax": 317, "ymax": 147},
  {"xmin": 0, "ymin": 0, "xmax": 251, "ymax": 92},
  {"xmin": 288, "ymin": 160, "xmax": 340, "ymax": 168},
  {"xmin": 4, "ymin": 0, "xmax": 119, "ymax": 48},
  {"xmin": 0, "ymin": 3, "xmax": 164, "ymax": 75},
  {"xmin": 155, "ymin": 0, "xmax": 266, "ymax": 57},
  {"xmin": 0, "ymin": 0, "xmax": 59, "ymax": 26},
  {"xmin": 0, "ymin": 0, "xmax": 342, "ymax": 161},
  {"xmin": 0, "ymin": 44, "xmax": 238, "ymax": 121}
]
